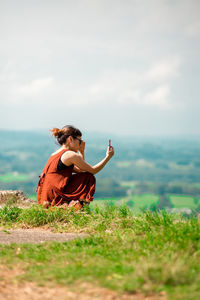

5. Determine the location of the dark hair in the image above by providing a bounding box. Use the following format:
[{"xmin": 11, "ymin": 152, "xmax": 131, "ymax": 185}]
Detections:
[{"xmin": 50, "ymin": 125, "xmax": 82, "ymax": 145}]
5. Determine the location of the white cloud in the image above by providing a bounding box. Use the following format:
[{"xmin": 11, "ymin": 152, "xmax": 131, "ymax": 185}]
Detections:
[
  {"xmin": 0, "ymin": 56, "xmax": 181, "ymax": 111},
  {"xmin": 143, "ymin": 85, "xmax": 171, "ymax": 109},
  {"xmin": 185, "ymin": 21, "xmax": 200, "ymax": 38},
  {"xmin": 86, "ymin": 57, "xmax": 181, "ymax": 109},
  {"xmin": 144, "ymin": 57, "xmax": 181, "ymax": 83},
  {"xmin": 17, "ymin": 77, "xmax": 54, "ymax": 96}
]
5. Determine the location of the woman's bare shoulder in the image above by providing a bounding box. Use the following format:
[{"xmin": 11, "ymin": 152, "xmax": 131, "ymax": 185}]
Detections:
[
  {"xmin": 61, "ymin": 151, "xmax": 78, "ymax": 163},
  {"xmin": 61, "ymin": 151, "xmax": 79, "ymax": 166},
  {"xmin": 62, "ymin": 150, "xmax": 77, "ymax": 158}
]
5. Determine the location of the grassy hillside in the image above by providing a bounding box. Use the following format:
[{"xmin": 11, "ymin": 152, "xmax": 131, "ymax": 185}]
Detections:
[{"xmin": 0, "ymin": 203, "xmax": 200, "ymax": 299}]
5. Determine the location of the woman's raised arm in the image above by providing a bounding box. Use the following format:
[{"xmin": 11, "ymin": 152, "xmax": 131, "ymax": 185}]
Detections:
[{"xmin": 63, "ymin": 147, "xmax": 114, "ymax": 175}]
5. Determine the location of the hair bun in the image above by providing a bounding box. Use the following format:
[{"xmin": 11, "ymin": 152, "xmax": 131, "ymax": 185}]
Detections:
[{"xmin": 50, "ymin": 128, "xmax": 63, "ymax": 138}]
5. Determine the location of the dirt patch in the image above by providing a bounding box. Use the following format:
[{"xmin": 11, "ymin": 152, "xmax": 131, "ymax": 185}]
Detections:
[
  {"xmin": 0, "ymin": 229, "xmax": 88, "ymax": 244},
  {"xmin": 0, "ymin": 266, "xmax": 166, "ymax": 300},
  {"xmin": 0, "ymin": 283, "xmax": 166, "ymax": 300}
]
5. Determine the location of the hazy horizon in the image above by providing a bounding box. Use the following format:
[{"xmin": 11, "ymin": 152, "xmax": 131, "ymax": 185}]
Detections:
[{"xmin": 0, "ymin": 127, "xmax": 200, "ymax": 140}]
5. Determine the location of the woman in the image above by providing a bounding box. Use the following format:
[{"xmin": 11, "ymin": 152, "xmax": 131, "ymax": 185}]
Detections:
[{"xmin": 37, "ymin": 125, "xmax": 114, "ymax": 210}]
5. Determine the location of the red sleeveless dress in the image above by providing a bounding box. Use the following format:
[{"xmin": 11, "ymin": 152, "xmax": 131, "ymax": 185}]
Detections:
[{"xmin": 37, "ymin": 149, "xmax": 96, "ymax": 208}]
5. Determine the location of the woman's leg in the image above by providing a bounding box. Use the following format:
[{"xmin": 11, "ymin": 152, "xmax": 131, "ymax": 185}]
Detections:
[{"xmin": 64, "ymin": 172, "xmax": 96, "ymax": 203}]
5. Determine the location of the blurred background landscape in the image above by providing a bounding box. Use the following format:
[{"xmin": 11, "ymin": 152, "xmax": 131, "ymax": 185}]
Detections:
[
  {"xmin": 0, "ymin": 129, "xmax": 199, "ymax": 214},
  {"xmin": 1, "ymin": 0, "xmax": 200, "ymax": 215}
]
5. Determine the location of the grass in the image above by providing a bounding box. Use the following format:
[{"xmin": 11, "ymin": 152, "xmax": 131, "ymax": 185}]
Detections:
[{"xmin": 0, "ymin": 203, "xmax": 200, "ymax": 299}]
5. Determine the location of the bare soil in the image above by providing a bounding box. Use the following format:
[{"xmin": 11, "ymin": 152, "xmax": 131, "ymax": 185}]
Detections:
[
  {"xmin": 0, "ymin": 229, "xmax": 88, "ymax": 244},
  {"xmin": 0, "ymin": 266, "xmax": 166, "ymax": 300}
]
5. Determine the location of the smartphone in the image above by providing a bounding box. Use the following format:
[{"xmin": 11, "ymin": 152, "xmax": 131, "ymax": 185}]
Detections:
[{"xmin": 109, "ymin": 139, "xmax": 113, "ymax": 150}]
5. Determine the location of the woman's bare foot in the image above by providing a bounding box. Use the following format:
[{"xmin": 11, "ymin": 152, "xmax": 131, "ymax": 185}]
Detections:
[
  {"xmin": 42, "ymin": 201, "xmax": 50, "ymax": 208},
  {"xmin": 68, "ymin": 200, "xmax": 83, "ymax": 210}
]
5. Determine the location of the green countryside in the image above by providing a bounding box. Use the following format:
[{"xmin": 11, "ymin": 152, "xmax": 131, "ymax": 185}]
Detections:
[{"xmin": 0, "ymin": 130, "xmax": 200, "ymax": 214}]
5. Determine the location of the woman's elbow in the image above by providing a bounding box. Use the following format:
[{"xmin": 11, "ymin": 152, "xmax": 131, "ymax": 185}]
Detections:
[
  {"xmin": 92, "ymin": 168, "xmax": 100, "ymax": 175},
  {"xmin": 87, "ymin": 167, "xmax": 97, "ymax": 175}
]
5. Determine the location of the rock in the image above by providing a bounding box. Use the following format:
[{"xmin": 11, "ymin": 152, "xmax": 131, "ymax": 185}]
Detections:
[{"xmin": 0, "ymin": 190, "xmax": 36, "ymax": 208}]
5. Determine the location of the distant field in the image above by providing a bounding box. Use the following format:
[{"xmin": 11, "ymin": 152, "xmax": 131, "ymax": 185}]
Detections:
[
  {"xmin": 120, "ymin": 181, "xmax": 137, "ymax": 188},
  {"xmin": 0, "ymin": 173, "xmax": 29, "ymax": 183},
  {"xmin": 116, "ymin": 161, "xmax": 132, "ymax": 168},
  {"xmin": 169, "ymin": 195, "xmax": 198, "ymax": 210},
  {"xmin": 116, "ymin": 194, "xmax": 159, "ymax": 212},
  {"xmin": 116, "ymin": 160, "xmax": 154, "ymax": 168},
  {"xmin": 92, "ymin": 194, "xmax": 199, "ymax": 211},
  {"xmin": 129, "ymin": 194, "xmax": 159, "ymax": 211},
  {"xmin": 94, "ymin": 197, "xmax": 121, "ymax": 201},
  {"xmin": 90, "ymin": 198, "xmax": 121, "ymax": 208}
]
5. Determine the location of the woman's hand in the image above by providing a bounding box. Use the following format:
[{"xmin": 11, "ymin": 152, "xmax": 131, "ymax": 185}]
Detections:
[
  {"xmin": 106, "ymin": 146, "xmax": 114, "ymax": 159},
  {"xmin": 79, "ymin": 140, "xmax": 85, "ymax": 154}
]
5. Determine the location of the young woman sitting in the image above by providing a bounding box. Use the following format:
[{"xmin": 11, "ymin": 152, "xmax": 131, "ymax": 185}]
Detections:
[{"xmin": 37, "ymin": 125, "xmax": 114, "ymax": 210}]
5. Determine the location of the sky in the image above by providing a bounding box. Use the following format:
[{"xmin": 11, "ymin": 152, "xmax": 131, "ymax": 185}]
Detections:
[{"xmin": 0, "ymin": 0, "xmax": 200, "ymax": 136}]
